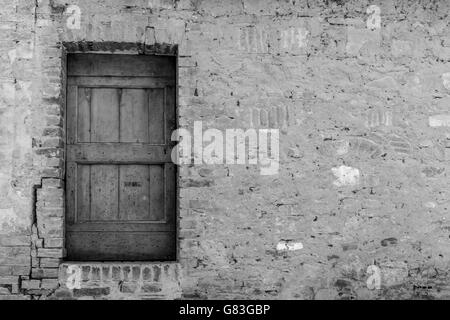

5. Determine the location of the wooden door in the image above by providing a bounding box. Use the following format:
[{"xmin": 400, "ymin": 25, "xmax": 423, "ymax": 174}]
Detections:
[{"xmin": 66, "ymin": 54, "xmax": 176, "ymax": 261}]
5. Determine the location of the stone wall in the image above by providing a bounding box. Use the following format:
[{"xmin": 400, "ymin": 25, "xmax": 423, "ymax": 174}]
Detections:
[{"xmin": 0, "ymin": 0, "xmax": 449, "ymax": 299}]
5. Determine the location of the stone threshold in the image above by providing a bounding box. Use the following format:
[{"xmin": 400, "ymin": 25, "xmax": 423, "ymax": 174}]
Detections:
[{"xmin": 58, "ymin": 262, "xmax": 182, "ymax": 299}]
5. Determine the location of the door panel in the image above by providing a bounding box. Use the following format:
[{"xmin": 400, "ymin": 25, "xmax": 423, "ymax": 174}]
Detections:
[
  {"xmin": 119, "ymin": 89, "xmax": 149, "ymax": 143},
  {"xmin": 148, "ymin": 88, "xmax": 165, "ymax": 144},
  {"xmin": 73, "ymin": 164, "xmax": 167, "ymax": 223},
  {"xmin": 91, "ymin": 88, "xmax": 120, "ymax": 143},
  {"xmin": 119, "ymin": 165, "xmax": 151, "ymax": 221},
  {"xmin": 76, "ymin": 164, "xmax": 91, "ymax": 222},
  {"xmin": 66, "ymin": 232, "xmax": 176, "ymax": 261},
  {"xmin": 90, "ymin": 164, "xmax": 119, "ymax": 221},
  {"xmin": 66, "ymin": 53, "xmax": 176, "ymax": 261},
  {"xmin": 149, "ymin": 164, "xmax": 165, "ymax": 221},
  {"xmin": 77, "ymin": 87, "xmax": 91, "ymax": 143}
]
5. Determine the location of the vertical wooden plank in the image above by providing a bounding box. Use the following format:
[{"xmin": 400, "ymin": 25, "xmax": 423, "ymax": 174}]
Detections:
[
  {"xmin": 149, "ymin": 164, "xmax": 165, "ymax": 221},
  {"xmin": 76, "ymin": 164, "xmax": 91, "ymax": 222},
  {"xmin": 66, "ymin": 86, "xmax": 77, "ymax": 144},
  {"xmin": 91, "ymin": 88, "xmax": 120, "ymax": 142},
  {"xmin": 164, "ymin": 86, "xmax": 177, "ymax": 227},
  {"xmin": 90, "ymin": 165, "xmax": 119, "ymax": 221},
  {"xmin": 66, "ymin": 162, "xmax": 77, "ymax": 225},
  {"xmin": 165, "ymin": 163, "xmax": 177, "ymax": 226},
  {"xmin": 165, "ymin": 86, "xmax": 176, "ymax": 145},
  {"xmin": 119, "ymin": 89, "xmax": 148, "ymax": 142},
  {"xmin": 119, "ymin": 165, "xmax": 150, "ymax": 221},
  {"xmin": 148, "ymin": 88, "xmax": 165, "ymax": 144},
  {"xmin": 77, "ymin": 87, "xmax": 91, "ymax": 143}
]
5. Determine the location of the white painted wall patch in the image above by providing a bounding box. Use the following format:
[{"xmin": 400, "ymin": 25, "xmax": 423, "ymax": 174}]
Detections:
[
  {"xmin": 429, "ymin": 115, "xmax": 450, "ymax": 127},
  {"xmin": 332, "ymin": 165, "xmax": 360, "ymax": 187},
  {"xmin": 276, "ymin": 241, "xmax": 303, "ymax": 251},
  {"xmin": 442, "ymin": 72, "xmax": 450, "ymax": 90},
  {"xmin": 366, "ymin": 265, "xmax": 381, "ymax": 290}
]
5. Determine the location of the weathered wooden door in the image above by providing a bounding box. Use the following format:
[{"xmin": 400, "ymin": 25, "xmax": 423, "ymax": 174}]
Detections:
[{"xmin": 66, "ymin": 54, "xmax": 176, "ymax": 261}]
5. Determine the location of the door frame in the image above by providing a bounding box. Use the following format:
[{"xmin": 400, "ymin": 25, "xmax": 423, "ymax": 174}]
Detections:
[{"xmin": 61, "ymin": 42, "xmax": 180, "ymax": 263}]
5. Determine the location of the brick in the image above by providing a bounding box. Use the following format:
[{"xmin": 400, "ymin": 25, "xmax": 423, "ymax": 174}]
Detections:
[
  {"xmin": 37, "ymin": 199, "xmax": 64, "ymax": 208},
  {"xmin": 81, "ymin": 266, "xmax": 91, "ymax": 281},
  {"xmin": 0, "ymin": 276, "xmax": 19, "ymax": 285},
  {"xmin": 11, "ymin": 283, "xmax": 19, "ymax": 294},
  {"xmin": 0, "ymin": 286, "xmax": 11, "ymax": 295},
  {"xmin": 141, "ymin": 284, "xmax": 162, "ymax": 293},
  {"xmin": 34, "ymin": 147, "xmax": 63, "ymax": 157},
  {"xmin": 39, "ymin": 258, "xmax": 60, "ymax": 268},
  {"xmin": 0, "ymin": 294, "xmax": 30, "ymax": 300},
  {"xmin": 41, "ymin": 178, "xmax": 63, "ymax": 189},
  {"xmin": 24, "ymin": 289, "xmax": 53, "ymax": 296},
  {"xmin": 41, "ymin": 137, "xmax": 63, "ymax": 148},
  {"xmin": 32, "ymin": 256, "xmax": 39, "ymax": 268},
  {"xmin": 45, "ymin": 157, "xmax": 63, "ymax": 167},
  {"xmin": 45, "ymin": 115, "xmax": 63, "ymax": 127},
  {"xmin": 42, "ymin": 127, "xmax": 63, "ymax": 137},
  {"xmin": 178, "ymin": 57, "xmax": 197, "ymax": 67},
  {"xmin": 21, "ymin": 280, "xmax": 41, "ymax": 290},
  {"xmin": 44, "ymin": 238, "xmax": 64, "ymax": 248},
  {"xmin": 188, "ymin": 200, "xmax": 210, "ymax": 209},
  {"xmin": 0, "ymin": 248, "xmax": 31, "ymax": 266},
  {"xmin": 54, "ymin": 288, "xmax": 73, "ymax": 299},
  {"xmin": 0, "ymin": 235, "xmax": 29, "ymax": 247},
  {"xmin": 31, "ymin": 268, "xmax": 59, "ymax": 279},
  {"xmin": 44, "ymin": 105, "xmax": 62, "ymax": 116},
  {"xmin": 37, "ymin": 188, "xmax": 64, "ymax": 199},
  {"xmin": 36, "ymin": 208, "xmax": 64, "ymax": 218},
  {"xmin": 34, "ymin": 238, "xmax": 44, "ymax": 248},
  {"xmin": 180, "ymin": 219, "xmax": 197, "ymax": 229},
  {"xmin": 73, "ymin": 287, "xmax": 110, "ymax": 297},
  {"xmin": 179, "ymin": 229, "xmax": 198, "ymax": 239},
  {"xmin": 90, "ymin": 267, "xmax": 101, "ymax": 281},
  {"xmin": 132, "ymin": 266, "xmax": 141, "ymax": 281},
  {"xmin": 260, "ymin": 109, "xmax": 268, "ymax": 126},
  {"xmin": 40, "ymin": 168, "xmax": 63, "ymax": 178},
  {"xmin": 181, "ymin": 178, "xmax": 214, "ymax": 188},
  {"xmin": 120, "ymin": 282, "xmax": 138, "ymax": 294},
  {"xmin": 37, "ymin": 217, "xmax": 64, "ymax": 237},
  {"xmin": 153, "ymin": 266, "xmax": 161, "ymax": 282},
  {"xmin": 0, "ymin": 266, "xmax": 30, "ymax": 276},
  {"xmin": 142, "ymin": 267, "xmax": 152, "ymax": 281},
  {"xmin": 41, "ymin": 279, "xmax": 59, "ymax": 290},
  {"xmin": 37, "ymin": 248, "xmax": 64, "ymax": 258}
]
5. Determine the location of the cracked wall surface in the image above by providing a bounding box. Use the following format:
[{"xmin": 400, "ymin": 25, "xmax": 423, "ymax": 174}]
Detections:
[{"xmin": 0, "ymin": 0, "xmax": 450, "ymax": 299}]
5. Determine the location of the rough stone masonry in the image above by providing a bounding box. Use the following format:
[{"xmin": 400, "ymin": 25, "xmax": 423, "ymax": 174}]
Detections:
[{"xmin": 0, "ymin": 0, "xmax": 449, "ymax": 300}]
